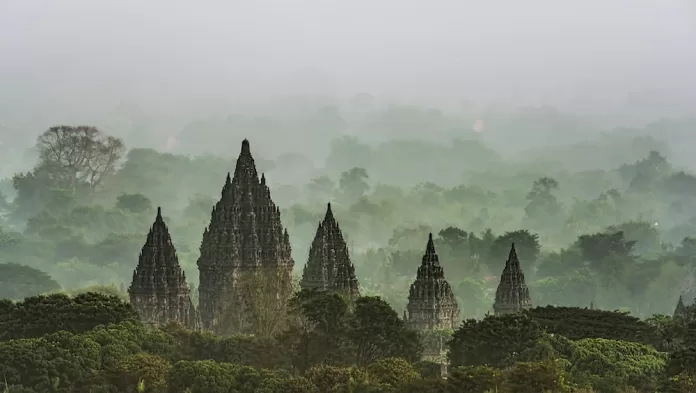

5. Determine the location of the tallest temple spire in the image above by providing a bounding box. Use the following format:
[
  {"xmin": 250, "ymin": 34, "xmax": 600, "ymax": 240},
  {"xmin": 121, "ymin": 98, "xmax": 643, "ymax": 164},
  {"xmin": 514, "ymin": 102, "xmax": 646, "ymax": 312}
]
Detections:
[{"xmin": 197, "ymin": 139, "xmax": 294, "ymax": 334}]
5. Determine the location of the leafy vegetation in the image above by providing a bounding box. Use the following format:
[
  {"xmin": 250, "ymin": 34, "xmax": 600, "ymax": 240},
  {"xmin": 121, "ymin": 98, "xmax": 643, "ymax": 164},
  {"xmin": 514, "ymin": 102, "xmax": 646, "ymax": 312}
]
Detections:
[{"xmin": 3, "ymin": 112, "xmax": 696, "ymax": 392}]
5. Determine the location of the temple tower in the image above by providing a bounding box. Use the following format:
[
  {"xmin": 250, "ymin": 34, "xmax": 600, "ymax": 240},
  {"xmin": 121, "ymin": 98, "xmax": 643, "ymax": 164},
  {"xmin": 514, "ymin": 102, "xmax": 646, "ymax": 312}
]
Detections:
[
  {"xmin": 674, "ymin": 295, "xmax": 687, "ymax": 319},
  {"xmin": 300, "ymin": 203, "xmax": 360, "ymax": 298},
  {"xmin": 128, "ymin": 207, "xmax": 199, "ymax": 329},
  {"xmin": 197, "ymin": 139, "xmax": 294, "ymax": 334},
  {"xmin": 493, "ymin": 243, "xmax": 532, "ymax": 315},
  {"xmin": 405, "ymin": 233, "xmax": 460, "ymax": 331}
]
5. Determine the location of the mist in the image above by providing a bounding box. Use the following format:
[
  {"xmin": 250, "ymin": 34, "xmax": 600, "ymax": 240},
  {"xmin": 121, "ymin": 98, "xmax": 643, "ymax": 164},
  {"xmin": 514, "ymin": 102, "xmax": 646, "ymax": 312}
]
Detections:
[{"xmin": 2, "ymin": 0, "xmax": 695, "ymax": 118}]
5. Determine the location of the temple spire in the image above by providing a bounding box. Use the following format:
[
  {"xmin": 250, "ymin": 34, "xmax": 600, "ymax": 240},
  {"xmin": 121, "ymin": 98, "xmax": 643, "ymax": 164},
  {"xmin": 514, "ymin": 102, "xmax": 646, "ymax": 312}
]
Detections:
[
  {"xmin": 405, "ymin": 233, "xmax": 460, "ymax": 331},
  {"xmin": 674, "ymin": 295, "xmax": 687, "ymax": 319},
  {"xmin": 129, "ymin": 208, "xmax": 199, "ymax": 330},
  {"xmin": 493, "ymin": 243, "xmax": 532, "ymax": 315},
  {"xmin": 300, "ymin": 202, "xmax": 359, "ymax": 297},
  {"xmin": 197, "ymin": 139, "xmax": 294, "ymax": 334}
]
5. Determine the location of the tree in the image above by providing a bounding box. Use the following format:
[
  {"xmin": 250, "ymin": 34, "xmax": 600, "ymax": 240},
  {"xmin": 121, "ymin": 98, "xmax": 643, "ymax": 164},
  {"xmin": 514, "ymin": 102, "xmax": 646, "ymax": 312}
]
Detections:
[
  {"xmin": 526, "ymin": 306, "xmax": 659, "ymax": 344},
  {"xmin": 607, "ymin": 220, "xmax": 661, "ymax": 257},
  {"xmin": 437, "ymin": 227, "xmax": 469, "ymax": 257},
  {"xmin": 388, "ymin": 225, "xmax": 431, "ymax": 250},
  {"xmin": 487, "ymin": 230, "xmax": 541, "ymax": 270},
  {"xmin": 628, "ymin": 150, "xmax": 671, "ymax": 192},
  {"xmin": 566, "ymin": 338, "xmax": 665, "ymax": 392},
  {"xmin": 339, "ymin": 167, "xmax": 370, "ymax": 202},
  {"xmin": 366, "ymin": 357, "xmax": 420, "ymax": 387},
  {"xmin": 0, "ymin": 263, "xmax": 61, "ymax": 300},
  {"xmin": 348, "ymin": 296, "xmax": 422, "ymax": 366},
  {"xmin": 109, "ymin": 353, "xmax": 171, "ymax": 393},
  {"xmin": 34, "ymin": 126, "xmax": 125, "ymax": 194},
  {"xmin": 447, "ymin": 366, "xmax": 503, "ymax": 393},
  {"xmin": 165, "ymin": 360, "xmax": 238, "ymax": 393},
  {"xmin": 524, "ymin": 177, "xmax": 561, "ymax": 220},
  {"xmin": 304, "ymin": 365, "xmax": 366, "ymax": 392},
  {"xmin": 502, "ymin": 361, "xmax": 570, "ymax": 393},
  {"xmin": 12, "ymin": 126, "xmax": 125, "ymax": 219},
  {"xmin": 115, "ymin": 193, "xmax": 153, "ymax": 214},
  {"xmin": 223, "ymin": 268, "xmax": 293, "ymax": 338},
  {"xmin": 282, "ymin": 290, "xmax": 353, "ymax": 371},
  {"xmin": 575, "ymin": 230, "xmax": 636, "ymax": 279},
  {"xmin": 0, "ymin": 292, "xmax": 139, "ymax": 340},
  {"xmin": 306, "ymin": 176, "xmax": 335, "ymax": 200},
  {"xmin": 449, "ymin": 313, "xmax": 544, "ymax": 368}
]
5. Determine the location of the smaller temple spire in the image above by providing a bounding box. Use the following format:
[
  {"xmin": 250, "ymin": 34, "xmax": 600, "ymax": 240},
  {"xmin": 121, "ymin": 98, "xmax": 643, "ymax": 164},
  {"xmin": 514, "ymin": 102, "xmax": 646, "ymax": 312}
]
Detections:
[
  {"xmin": 129, "ymin": 208, "xmax": 199, "ymax": 330},
  {"xmin": 300, "ymin": 202, "xmax": 359, "ymax": 297},
  {"xmin": 674, "ymin": 295, "xmax": 687, "ymax": 319},
  {"xmin": 493, "ymin": 243, "xmax": 532, "ymax": 316},
  {"xmin": 405, "ymin": 233, "xmax": 460, "ymax": 331}
]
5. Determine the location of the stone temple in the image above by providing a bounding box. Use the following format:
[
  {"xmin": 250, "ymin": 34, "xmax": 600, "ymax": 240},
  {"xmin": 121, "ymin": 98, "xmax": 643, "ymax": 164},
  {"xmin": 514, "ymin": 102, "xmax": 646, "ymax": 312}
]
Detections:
[
  {"xmin": 493, "ymin": 243, "xmax": 532, "ymax": 315},
  {"xmin": 404, "ymin": 233, "xmax": 460, "ymax": 331},
  {"xmin": 300, "ymin": 203, "xmax": 360, "ymax": 299},
  {"xmin": 196, "ymin": 139, "xmax": 294, "ymax": 334},
  {"xmin": 128, "ymin": 207, "xmax": 199, "ymax": 330},
  {"xmin": 673, "ymin": 295, "xmax": 688, "ymax": 319}
]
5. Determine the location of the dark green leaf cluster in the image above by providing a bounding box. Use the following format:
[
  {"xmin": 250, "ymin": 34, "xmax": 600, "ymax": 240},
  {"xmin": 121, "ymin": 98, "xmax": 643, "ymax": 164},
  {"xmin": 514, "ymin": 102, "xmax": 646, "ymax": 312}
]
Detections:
[
  {"xmin": 527, "ymin": 306, "xmax": 660, "ymax": 345},
  {"xmin": 0, "ymin": 263, "xmax": 61, "ymax": 300},
  {"xmin": 0, "ymin": 292, "xmax": 139, "ymax": 340}
]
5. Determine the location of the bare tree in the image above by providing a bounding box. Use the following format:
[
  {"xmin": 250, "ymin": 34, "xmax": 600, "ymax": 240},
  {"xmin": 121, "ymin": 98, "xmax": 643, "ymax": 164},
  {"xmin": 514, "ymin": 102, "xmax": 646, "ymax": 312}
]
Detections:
[
  {"xmin": 221, "ymin": 267, "xmax": 295, "ymax": 338},
  {"xmin": 35, "ymin": 126, "xmax": 125, "ymax": 194}
]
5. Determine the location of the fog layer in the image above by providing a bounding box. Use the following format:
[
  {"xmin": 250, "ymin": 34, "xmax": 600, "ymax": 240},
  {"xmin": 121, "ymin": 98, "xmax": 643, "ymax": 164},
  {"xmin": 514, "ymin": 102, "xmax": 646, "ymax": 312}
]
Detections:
[{"xmin": 2, "ymin": 0, "xmax": 695, "ymax": 119}]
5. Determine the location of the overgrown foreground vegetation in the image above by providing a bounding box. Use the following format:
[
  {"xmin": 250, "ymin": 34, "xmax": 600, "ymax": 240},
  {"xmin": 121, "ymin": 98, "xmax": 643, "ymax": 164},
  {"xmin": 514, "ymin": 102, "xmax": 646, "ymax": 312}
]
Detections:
[{"xmin": 2, "ymin": 290, "xmax": 696, "ymax": 393}]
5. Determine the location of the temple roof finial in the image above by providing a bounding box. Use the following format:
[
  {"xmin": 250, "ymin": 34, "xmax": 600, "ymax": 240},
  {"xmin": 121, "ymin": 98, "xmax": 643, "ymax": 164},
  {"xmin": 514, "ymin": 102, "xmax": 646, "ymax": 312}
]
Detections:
[
  {"xmin": 426, "ymin": 233, "xmax": 436, "ymax": 255},
  {"xmin": 241, "ymin": 139, "xmax": 250, "ymax": 154},
  {"xmin": 325, "ymin": 202, "xmax": 334, "ymax": 220},
  {"xmin": 156, "ymin": 206, "xmax": 163, "ymax": 222}
]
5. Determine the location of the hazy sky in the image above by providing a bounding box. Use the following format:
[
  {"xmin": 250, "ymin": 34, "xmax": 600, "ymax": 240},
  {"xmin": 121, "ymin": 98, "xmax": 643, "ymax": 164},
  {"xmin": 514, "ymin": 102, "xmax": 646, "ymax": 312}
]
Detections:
[{"xmin": 1, "ymin": 0, "xmax": 695, "ymax": 115}]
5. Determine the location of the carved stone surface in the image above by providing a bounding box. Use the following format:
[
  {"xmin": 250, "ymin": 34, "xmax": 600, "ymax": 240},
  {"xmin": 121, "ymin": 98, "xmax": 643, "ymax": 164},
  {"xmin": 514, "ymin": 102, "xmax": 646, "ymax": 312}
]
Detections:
[
  {"xmin": 405, "ymin": 233, "xmax": 460, "ymax": 331},
  {"xmin": 493, "ymin": 243, "xmax": 532, "ymax": 315},
  {"xmin": 300, "ymin": 203, "xmax": 360, "ymax": 298},
  {"xmin": 197, "ymin": 139, "xmax": 294, "ymax": 334},
  {"xmin": 128, "ymin": 207, "xmax": 199, "ymax": 330}
]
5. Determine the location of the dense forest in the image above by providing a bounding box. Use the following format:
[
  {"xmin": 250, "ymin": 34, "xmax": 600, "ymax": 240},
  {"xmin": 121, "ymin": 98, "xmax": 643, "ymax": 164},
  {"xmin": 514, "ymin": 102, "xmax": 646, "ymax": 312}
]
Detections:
[{"xmin": 2, "ymin": 106, "xmax": 696, "ymax": 392}]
